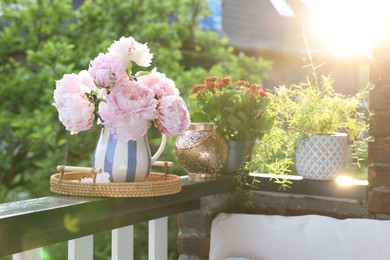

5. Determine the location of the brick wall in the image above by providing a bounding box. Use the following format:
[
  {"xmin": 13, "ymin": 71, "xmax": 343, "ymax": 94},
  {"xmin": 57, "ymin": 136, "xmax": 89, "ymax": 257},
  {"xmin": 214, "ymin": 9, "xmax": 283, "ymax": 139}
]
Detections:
[
  {"xmin": 368, "ymin": 36, "xmax": 390, "ymax": 215},
  {"xmin": 177, "ymin": 193, "xmax": 239, "ymax": 260}
]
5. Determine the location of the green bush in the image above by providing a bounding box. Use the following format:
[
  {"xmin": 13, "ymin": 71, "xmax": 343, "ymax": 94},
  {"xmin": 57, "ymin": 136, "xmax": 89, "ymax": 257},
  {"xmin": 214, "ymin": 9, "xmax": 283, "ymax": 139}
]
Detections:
[{"xmin": 0, "ymin": 0, "xmax": 271, "ymax": 258}]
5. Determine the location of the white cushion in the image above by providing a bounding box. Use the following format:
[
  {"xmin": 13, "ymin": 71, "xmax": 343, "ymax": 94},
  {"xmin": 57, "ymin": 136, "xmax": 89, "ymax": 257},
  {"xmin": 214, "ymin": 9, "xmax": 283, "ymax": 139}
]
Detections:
[{"xmin": 210, "ymin": 213, "xmax": 390, "ymax": 260}]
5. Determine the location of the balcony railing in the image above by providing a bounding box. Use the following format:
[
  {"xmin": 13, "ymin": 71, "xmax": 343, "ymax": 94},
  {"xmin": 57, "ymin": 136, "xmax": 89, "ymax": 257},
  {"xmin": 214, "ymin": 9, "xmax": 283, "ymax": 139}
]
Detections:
[
  {"xmin": 0, "ymin": 175, "xmax": 236, "ymax": 259},
  {"xmin": 0, "ymin": 172, "xmax": 367, "ymax": 259}
]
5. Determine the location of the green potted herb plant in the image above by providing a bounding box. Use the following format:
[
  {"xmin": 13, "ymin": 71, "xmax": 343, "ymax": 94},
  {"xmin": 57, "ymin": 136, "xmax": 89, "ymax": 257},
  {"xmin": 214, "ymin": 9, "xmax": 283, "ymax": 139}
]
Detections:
[{"xmin": 253, "ymin": 55, "xmax": 371, "ymax": 181}]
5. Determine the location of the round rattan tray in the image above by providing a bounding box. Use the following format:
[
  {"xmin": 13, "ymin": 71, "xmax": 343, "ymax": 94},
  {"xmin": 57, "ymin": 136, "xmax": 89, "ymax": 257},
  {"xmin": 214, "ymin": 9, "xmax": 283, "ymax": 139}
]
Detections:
[{"xmin": 50, "ymin": 164, "xmax": 181, "ymax": 197}]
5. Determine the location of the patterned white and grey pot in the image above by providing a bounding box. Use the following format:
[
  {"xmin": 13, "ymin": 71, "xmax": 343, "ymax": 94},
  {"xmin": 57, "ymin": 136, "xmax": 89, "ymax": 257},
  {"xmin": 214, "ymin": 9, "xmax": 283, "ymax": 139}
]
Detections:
[{"xmin": 295, "ymin": 133, "xmax": 348, "ymax": 180}]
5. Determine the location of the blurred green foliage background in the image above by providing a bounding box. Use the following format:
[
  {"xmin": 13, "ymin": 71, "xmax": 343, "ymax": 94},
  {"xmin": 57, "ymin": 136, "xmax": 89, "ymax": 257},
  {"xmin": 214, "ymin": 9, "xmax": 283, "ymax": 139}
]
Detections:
[{"xmin": 0, "ymin": 0, "xmax": 271, "ymax": 258}]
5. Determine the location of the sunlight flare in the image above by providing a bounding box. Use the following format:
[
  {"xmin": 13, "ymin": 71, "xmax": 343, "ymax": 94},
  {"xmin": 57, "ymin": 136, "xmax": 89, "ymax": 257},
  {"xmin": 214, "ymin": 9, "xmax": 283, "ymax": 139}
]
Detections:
[
  {"xmin": 303, "ymin": 0, "xmax": 390, "ymax": 58},
  {"xmin": 336, "ymin": 175, "xmax": 368, "ymax": 186}
]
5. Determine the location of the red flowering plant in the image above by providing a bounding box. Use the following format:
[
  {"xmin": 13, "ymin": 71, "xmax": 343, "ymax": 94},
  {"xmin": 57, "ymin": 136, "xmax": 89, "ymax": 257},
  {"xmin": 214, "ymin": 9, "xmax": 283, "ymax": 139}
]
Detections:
[{"xmin": 190, "ymin": 76, "xmax": 274, "ymax": 141}]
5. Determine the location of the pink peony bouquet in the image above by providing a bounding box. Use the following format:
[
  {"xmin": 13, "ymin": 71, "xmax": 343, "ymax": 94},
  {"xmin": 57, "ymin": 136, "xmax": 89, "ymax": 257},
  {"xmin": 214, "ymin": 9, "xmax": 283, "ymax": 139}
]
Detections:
[{"xmin": 53, "ymin": 36, "xmax": 190, "ymax": 141}]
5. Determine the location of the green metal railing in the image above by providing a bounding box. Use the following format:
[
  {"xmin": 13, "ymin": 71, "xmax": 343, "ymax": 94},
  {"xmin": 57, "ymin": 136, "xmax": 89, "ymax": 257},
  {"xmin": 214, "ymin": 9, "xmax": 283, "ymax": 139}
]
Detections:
[{"xmin": 0, "ymin": 175, "xmax": 237, "ymax": 257}]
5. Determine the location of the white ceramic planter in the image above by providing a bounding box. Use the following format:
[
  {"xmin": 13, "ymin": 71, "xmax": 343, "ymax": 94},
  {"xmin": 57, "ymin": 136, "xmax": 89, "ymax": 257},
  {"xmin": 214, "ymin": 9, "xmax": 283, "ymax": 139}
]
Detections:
[{"xmin": 295, "ymin": 133, "xmax": 348, "ymax": 180}]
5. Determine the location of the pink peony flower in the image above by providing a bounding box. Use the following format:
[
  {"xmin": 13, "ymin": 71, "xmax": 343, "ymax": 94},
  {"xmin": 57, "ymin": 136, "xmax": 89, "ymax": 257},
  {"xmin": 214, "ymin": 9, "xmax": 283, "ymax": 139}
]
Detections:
[
  {"xmin": 58, "ymin": 93, "xmax": 95, "ymax": 134},
  {"xmin": 100, "ymin": 108, "xmax": 152, "ymax": 141},
  {"xmin": 78, "ymin": 70, "xmax": 108, "ymax": 98},
  {"xmin": 53, "ymin": 73, "xmax": 84, "ymax": 110},
  {"xmin": 155, "ymin": 95, "xmax": 190, "ymax": 136},
  {"xmin": 137, "ymin": 69, "xmax": 180, "ymax": 98},
  {"xmin": 96, "ymin": 172, "xmax": 111, "ymax": 183},
  {"xmin": 78, "ymin": 70, "xmax": 96, "ymax": 91},
  {"xmin": 107, "ymin": 36, "xmax": 153, "ymax": 68},
  {"xmin": 54, "ymin": 36, "xmax": 190, "ymax": 141},
  {"xmin": 98, "ymin": 81, "xmax": 158, "ymax": 141},
  {"xmin": 131, "ymin": 41, "xmax": 153, "ymax": 67},
  {"xmin": 88, "ymin": 53, "xmax": 127, "ymax": 89},
  {"xmin": 107, "ymin": 36, "xmax": 136, "ymax": 60},
  {"xmin": 81, "ymin": 172, "xmax": 111, "ymax": 183}
]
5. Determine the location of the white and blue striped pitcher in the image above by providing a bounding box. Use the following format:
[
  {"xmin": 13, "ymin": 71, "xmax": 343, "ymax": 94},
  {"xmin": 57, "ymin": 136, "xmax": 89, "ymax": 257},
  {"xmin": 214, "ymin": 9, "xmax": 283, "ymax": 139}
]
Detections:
[{"xmin": 93, "ymin": 127, "xmax": 167, "ymax": 182}]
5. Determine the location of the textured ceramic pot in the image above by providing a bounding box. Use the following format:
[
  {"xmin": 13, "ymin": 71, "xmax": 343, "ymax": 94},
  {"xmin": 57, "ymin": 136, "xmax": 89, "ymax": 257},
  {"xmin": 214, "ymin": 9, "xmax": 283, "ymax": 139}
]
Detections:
[{"xmin": 295, "ymin": 133, "xmax": 348, "ymax": 180}]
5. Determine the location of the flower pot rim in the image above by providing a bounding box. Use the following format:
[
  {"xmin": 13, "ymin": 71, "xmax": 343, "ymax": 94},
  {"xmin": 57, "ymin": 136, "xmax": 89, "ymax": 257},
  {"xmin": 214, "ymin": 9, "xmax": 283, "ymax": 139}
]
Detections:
[{"xmin": 306, "ymin": 132, "xmax": 348, "ymax": 137}]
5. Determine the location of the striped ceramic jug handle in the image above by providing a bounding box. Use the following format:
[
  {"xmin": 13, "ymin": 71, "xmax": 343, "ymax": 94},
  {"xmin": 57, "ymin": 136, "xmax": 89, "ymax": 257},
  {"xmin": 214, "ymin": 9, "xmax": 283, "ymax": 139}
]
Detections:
[{"xmin": 151, "ymin": 134, "xmax": 167, "ymax": 164}]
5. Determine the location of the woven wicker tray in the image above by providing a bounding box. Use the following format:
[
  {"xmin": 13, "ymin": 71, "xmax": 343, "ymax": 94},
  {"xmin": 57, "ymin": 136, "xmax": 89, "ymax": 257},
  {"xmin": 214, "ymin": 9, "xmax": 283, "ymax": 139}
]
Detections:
[{"xmin": 50, "ymin": 164, "xmax": 181, "ymax": 198}]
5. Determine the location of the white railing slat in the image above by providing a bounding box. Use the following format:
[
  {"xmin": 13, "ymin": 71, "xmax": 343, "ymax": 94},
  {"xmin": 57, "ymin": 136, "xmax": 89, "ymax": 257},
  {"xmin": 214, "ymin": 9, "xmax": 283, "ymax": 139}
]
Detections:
[
  {"xmin": 148, "ymin": 217, "xmax": 168, "ymax": 260},
  {"xmin": 112, "ymin": 225, "xmax": 134, "ymax": 260},
  {"xmin": 13, "ymin": 248, "xmax": 43, "ymax": 260},
  {"xmin": 68, "ymin": 235, "xmax": 93, "ymax": 260}
]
